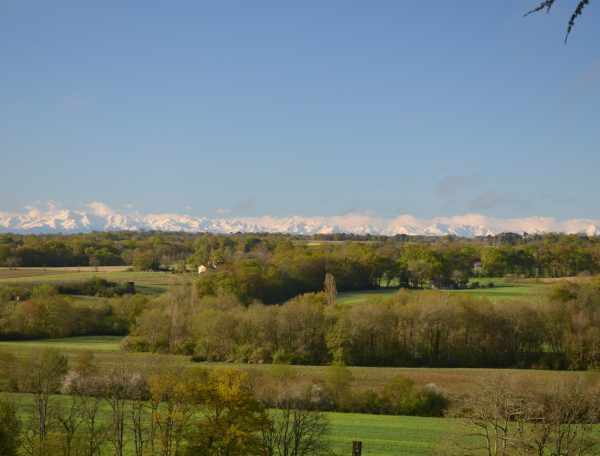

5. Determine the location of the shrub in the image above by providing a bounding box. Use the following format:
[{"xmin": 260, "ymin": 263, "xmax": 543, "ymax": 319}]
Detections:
[
  {"xmin": 417, "ymin": 383, "xmax": 450, "ymax": 417},
  {"xmin": 348, "ymin": 378, "xmax": 449, "ymax": 417},
  {"xmin": 57, "ymin": 278, "xmax": 135, "ymax": 297}
]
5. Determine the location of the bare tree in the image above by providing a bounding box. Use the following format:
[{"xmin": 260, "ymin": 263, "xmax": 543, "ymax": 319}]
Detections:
[
  {"xmin": 62, "ymin": 355, "xmax": 107, "ymax": 456},
  {"xmin": 18, "ymin": 350, "xmax": 68, "ymax": 456},
  {"xmin": 55, "ymin": 397, "xmax": 84, "ymax": 456},
  {"xmin": 129, "ymin": 396, "xmax": 150, "ymax": 456},
  {"xmin": 444, "ymin": 376, "xmax": 519, "ymax": 456},
  {"xmin": 525, "ymin": 1, "xmax": 593, "ymax": 42},
  {"xmin": 103, "ymin": 365, "xmax": 146, "ymax": 456},
  {"xmin": 79, "ymin": 395, "xmax": 107, "ymax": 456},
  {"xmin": 519, "ymin": 380, "xmax": 600, "ymax": 456},
  {"xmin": 445, "ymin": 375, "xmax": 600, "ymax": 456},
  {"xmin": 262, "ymin": 395, "xmax": 332, "ymax": 456}
]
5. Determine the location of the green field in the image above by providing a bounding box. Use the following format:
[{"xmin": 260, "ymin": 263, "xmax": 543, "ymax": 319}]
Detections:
[
  {"xmin": 0, "ymin": 266, "xmax": 129, "ymax": 280},
  {"xmin": 0, "ymin": 268, "xmax": 186, "ymax": 294},
  {"xmin": 337, "ymin": 280, "xmax": 545, "ymax": 306},
  {"xmin": 337, "ymin": 288, "xmax": 400, "ymax": 305},
  {"xmin": 0, "ymin": 335, "xmax": 123, "ymax": 352},
  {"xmin": 327, "ymin": 413, "xmax": 455, "ymax": 455},
  {"xmin": 451, "ymin": 284, "xmax": 541, "ymax": 299}
]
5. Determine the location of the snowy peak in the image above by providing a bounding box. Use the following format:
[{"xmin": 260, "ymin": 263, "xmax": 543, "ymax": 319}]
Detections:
[{"xmin": 0, "ymin": 203, "xmax": 599, "ymax": 237}]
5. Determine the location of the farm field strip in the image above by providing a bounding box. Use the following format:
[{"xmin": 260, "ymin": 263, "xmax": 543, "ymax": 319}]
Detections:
[
  {"xmin": 0, "ymin": 266, "xmax": 130, "ymax": 278},
  {"xmin": 0, "ymin": 269, "xmax": 187, "ymax": 294},
  {"xmin": 0, "ymin": 336, "xmax": 593, "ymax": 397},
  {"xmin": 0, "ymin": 336, "xmax": 123, "ymax": 352}
]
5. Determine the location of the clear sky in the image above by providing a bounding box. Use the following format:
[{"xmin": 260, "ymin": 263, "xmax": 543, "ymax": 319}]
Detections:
[{"xmin": 1, "ymin": 1, "xmax": 598, "ymax": 219}]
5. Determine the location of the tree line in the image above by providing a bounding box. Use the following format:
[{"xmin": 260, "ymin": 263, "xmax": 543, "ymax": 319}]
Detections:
[
  {"xmin": 3, "ymin": 233, "xmax": 600, "ymax": 285},
  {"xmin": 125, "ymin": 279, "xmax": 600, "ymax": 370},
  {"xmin": 193, "ymin": 235, "xmax": 600, "ymax": 304},
  {"xmin": 3, "ymin": 275, "xmax": 600, "ymax": 371},
  {"xmin": 3, "ymin": 277, "xmax": 599, "ymax": 371},
  {"xmin": 0, "ymin": 232, "xmax": 195, "ymax": 269},
  {"xmin": 0, "ymin": 287, "xmax": 148, "ymax": 340}
]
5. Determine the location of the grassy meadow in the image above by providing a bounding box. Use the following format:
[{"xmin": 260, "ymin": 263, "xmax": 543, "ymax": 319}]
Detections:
[
  {"xmin": 327, "ymin": 413, "xmax": 457, "ymax": 455},
  {"xmin": 337, "ymin": 278, "xmax": 547, "ymax": 305},
  {"xmin": 0, "ymin": 335, "xmax": 122, "ymax": 352},
  {"xmin": 0, "ymin": 267, "xmax": 187, "ymax": 294},
  {"xmin": 0, "ymin": 266, "xmax": 130, "ymax": 279}
]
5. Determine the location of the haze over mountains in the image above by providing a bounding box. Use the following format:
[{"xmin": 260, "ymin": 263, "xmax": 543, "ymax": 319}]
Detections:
[{"xmin": 1, "ymin": 202, "xmax": 599, "ymax": 237}]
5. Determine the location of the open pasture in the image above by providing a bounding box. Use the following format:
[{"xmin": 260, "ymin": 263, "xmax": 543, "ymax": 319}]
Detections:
[{"xmin": 327, "ymin": 412, "xmax": 458, "ymax": 455}]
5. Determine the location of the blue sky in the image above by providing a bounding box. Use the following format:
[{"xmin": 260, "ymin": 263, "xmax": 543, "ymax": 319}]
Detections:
[{"xmin": 1, "ymin": 1, "xmax": 598, "ymax": 219}]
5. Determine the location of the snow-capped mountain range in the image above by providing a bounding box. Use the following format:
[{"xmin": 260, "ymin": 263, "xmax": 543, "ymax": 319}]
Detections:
[{"xmin": 1, "ymin": 202, "xmax": 599, "ymax": 237}]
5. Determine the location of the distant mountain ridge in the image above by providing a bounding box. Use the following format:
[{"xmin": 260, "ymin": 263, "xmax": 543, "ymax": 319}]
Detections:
[{"xmin": 1, "ymin": 202, "xmax": 599, "ymax": 237}]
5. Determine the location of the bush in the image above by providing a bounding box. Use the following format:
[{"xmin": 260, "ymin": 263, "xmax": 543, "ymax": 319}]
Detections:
[
  {"xmin": 381, "ymin": 376, "xmax": 424, "ymax": 415},
  {"xmin": 347, "ymin": 377, "xmax": 449, "ymax": 417},
  {"xmin": 57, "ymin": 278, "xmax": 135, "ymax": 297},
  {"xmin": 351, "ymin": 389, "xmax": 384, "ymax": 414},
  {"xmin": 417, "ymin": 383, "xmax": 450, "ymax": 416}
]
